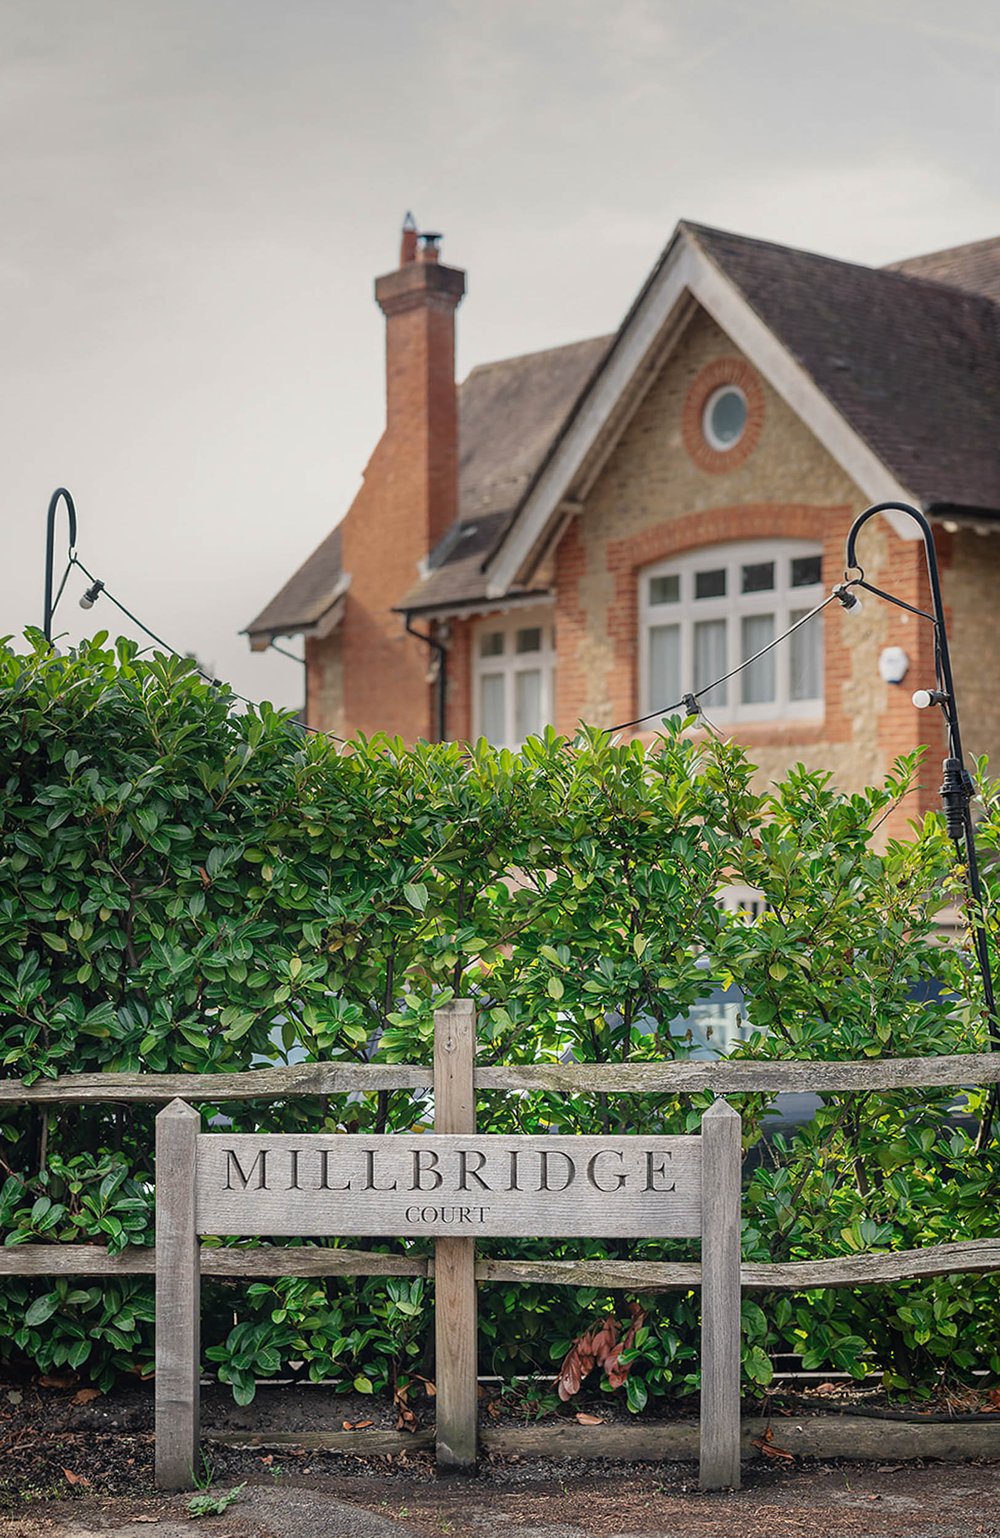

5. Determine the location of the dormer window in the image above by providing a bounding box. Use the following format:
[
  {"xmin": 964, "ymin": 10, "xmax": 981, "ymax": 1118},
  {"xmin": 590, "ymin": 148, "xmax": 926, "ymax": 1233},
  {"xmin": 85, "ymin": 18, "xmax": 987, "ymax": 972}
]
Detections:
[{"xmin": 640, "ymin": 541, "xmax": 824, "ymax": 724}]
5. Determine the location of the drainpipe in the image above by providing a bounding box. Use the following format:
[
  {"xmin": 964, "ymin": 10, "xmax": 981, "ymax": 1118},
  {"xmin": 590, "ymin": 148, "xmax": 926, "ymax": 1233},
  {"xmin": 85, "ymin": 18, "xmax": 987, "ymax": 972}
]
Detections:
[{"xmin": 404, "ymin": 613, "xmax": 447, "ymax": 742}]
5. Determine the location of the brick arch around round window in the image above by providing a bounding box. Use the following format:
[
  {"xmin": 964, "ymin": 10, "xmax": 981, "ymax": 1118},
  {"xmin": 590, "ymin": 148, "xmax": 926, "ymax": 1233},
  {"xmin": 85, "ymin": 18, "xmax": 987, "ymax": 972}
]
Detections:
[
  {"xmin": 682, "ymin": 357, "xmax": 765, "ymax": 474},
  {"xmin": 601, "ymin": 503, "xmax": 852, "ymax": 735}
]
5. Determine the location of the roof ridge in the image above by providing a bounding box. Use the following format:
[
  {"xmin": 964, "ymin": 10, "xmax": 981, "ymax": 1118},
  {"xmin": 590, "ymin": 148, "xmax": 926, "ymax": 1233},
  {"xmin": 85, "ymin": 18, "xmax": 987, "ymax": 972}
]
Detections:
[
  {"xmin": 887, "ymin": 232, "xmax": 1000, "ymax": 269},
  {"xmin": 683, "ymin": 219, "xmax": 1000, "ymax": 311}
]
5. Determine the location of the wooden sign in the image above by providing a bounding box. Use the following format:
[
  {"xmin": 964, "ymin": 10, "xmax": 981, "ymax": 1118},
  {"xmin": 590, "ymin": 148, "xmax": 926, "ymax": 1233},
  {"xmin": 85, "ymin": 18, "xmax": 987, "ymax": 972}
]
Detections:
[
  {"xmin": 195, "ymin": 1133, "xmax": 702, "ymax": 1239},
  {"xmin": 154, "ymin": 999, "xmax": 742, "ymax": 1496}
]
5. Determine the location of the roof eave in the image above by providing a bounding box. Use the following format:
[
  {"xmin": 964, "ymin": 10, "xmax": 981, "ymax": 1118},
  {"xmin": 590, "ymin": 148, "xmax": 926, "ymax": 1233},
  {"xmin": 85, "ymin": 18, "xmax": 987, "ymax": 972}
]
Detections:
[
  {"xmin": 242, "ymin": 578, "xmax": 351, "ymax": 650},
  {"xmin": 392, "ymin": 588, "xmax": 554, "ymax": 623}
]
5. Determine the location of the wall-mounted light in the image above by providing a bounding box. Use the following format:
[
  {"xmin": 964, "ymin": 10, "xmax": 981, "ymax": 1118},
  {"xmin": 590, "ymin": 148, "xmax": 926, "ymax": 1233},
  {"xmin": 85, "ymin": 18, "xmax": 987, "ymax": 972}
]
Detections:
[{"xmin": 878, "ymin": 646, "xmax": 909, "ymax": 685}]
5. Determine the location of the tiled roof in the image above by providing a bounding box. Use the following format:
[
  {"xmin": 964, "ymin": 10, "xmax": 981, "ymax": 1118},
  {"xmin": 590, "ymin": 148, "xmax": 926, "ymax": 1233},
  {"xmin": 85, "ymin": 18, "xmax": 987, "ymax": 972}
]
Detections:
[
  {"xmin": 244, "ymin": 335, "xmax": 610, "ymax": 636},
  {"xmin": 398, "ymin": 335, "xmax": 610, "ymax": 612},
  {"xmin": 888, "ymin": 235, "xmax": 1000, "ymax": 304},
  {"xmin": 247, "ymin": 223, "xmax": 1000, "ymax": 639},
  {"xmin": 244, "ymin": 525, "xmax": 344, "ymax": 643},
  {"xmin": 686, "ymin": 223, "xmax": 1000, "ymax": 515}
]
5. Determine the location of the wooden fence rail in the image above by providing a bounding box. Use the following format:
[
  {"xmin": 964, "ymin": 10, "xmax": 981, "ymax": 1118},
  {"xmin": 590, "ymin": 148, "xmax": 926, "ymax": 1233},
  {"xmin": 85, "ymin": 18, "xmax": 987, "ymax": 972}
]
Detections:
[
  {"xmin": 1, "ymin": 1009, "xmax": 998, "ymax": 1488},
  {"xmin": 4, "ymin": 1237, "xmax": 1000, "ymax": 1288},
  {"xmin": 2, "ymin": 1051, "xmax": 999, "ymax": 1103}
]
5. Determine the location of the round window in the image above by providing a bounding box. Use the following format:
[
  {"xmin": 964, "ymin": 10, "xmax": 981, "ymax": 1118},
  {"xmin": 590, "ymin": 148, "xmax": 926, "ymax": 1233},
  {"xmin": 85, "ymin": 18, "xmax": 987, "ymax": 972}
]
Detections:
[{"xmin": 702, "ymin": 386, "xmax": 748, "ymax": 451}]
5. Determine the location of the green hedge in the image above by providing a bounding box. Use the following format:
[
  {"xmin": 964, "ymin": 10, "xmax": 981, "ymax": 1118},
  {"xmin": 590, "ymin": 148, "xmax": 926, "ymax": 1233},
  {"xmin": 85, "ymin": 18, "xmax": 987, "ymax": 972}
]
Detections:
[{"xmin": 0, "ymin": 631, "xmax": 997, "ymax": 1408}]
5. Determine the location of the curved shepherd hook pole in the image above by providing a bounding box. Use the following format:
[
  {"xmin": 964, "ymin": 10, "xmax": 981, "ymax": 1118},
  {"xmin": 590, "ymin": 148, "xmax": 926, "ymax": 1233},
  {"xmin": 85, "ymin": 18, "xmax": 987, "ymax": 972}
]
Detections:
[
  {"xmin": 43, "ymin": 487, "xmax": 78, "ymax": 644},
  {"xmin": 844, "ymin": 501, "xmax": 999, "ymax": 1136}
]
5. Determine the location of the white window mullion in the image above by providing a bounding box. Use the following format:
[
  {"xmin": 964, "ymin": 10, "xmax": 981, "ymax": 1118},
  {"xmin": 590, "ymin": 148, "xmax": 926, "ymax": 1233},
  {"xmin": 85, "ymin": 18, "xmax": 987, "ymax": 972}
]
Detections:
[
  {"xmin": 473, "ymin": 607, "xmax": 555, "ymax": 748},
  {"xmin": 642, "ymin": 539, "xmax": 824, "ymax": 726}
]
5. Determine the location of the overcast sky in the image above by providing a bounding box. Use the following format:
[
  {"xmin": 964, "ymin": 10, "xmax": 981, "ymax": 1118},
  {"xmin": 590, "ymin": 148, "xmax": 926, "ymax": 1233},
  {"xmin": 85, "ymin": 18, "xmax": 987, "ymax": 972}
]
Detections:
[{"xmin": 5, "ymin": 0, "xmax": 1000, "ymax": 711}]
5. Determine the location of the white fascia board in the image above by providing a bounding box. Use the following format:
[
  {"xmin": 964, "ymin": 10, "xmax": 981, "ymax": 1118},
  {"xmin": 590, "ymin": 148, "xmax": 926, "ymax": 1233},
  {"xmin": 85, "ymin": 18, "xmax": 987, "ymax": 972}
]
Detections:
[
  {"xmin": 484, "ymin": 240, "xmax": 922, "ymax": 599},
  {"xmin": 484, "ymin": 243, "xmax": 700, "ymax": 597},
  {"xmin": 688, "ymin": 259, "xmax": 921, "ymax": 541},
  {"xmin": 400, "ymin": 592, "xmax": 554, "ymax": 625}
]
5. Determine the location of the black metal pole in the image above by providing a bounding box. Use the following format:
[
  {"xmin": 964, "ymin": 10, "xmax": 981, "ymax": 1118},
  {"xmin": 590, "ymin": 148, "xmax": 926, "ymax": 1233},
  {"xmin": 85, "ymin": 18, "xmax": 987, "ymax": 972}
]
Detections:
[
  {"xmin": 43, "ymin": 487, "xmax": 78, "ymax": 644},
  {"xmin": 845, "ymin": 502, "xmax": 999, "ymax": 1114}
]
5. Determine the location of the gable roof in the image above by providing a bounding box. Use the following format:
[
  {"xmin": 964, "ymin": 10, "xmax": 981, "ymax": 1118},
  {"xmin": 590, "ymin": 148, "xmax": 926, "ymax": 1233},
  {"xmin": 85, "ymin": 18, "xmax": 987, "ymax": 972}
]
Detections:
[
  {"xmin": 482, "ymin": 221, "xmax": 1000, "ymax": 595},
  {"xmin": 688, "ymin": 224, "xmax": 1000, "ymax": 515},
  {"xmin": 247, "ymin": 221, "xmax": 1000, "ymax": 640}
]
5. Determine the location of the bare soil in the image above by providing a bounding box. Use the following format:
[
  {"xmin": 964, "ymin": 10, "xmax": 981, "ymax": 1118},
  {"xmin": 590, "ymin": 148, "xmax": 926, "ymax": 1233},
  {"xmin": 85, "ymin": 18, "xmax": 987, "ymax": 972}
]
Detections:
[{"xmin": 0, "ymin": 1377, "xmax": 998, "ymax": 1538}]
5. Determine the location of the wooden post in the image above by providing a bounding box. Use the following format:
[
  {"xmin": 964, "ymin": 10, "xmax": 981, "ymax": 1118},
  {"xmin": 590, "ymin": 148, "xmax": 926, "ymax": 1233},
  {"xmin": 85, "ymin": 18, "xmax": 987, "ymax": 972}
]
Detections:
[
  {"xmin": 155, "ymin": 1099, "xmax": 201, "ymax": 1490},
  {"xmin": 433, "ymin": 999, "xmax": 478, "ymax": 1469},
  {"xmin": 699, "ymin": 1098, "xmax": 742, "ymax": 1490}
]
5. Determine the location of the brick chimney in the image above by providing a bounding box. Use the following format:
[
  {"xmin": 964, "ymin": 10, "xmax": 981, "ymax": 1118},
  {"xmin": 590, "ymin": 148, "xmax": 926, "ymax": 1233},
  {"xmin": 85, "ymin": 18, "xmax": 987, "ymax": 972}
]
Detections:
[
  {"xmin": 374, "ymin": 217, "xmax": 466, "ymax": 552},
  {"xmin": 337, "ymin": 216, "xmax": 466, "ymax": 741}
]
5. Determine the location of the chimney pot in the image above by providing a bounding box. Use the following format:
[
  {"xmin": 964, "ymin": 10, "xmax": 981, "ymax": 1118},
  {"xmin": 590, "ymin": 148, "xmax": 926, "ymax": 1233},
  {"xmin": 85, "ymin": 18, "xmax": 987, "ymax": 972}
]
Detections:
[
  {"xmin": 400, "ymin": 211, "xmax": 418, "ymax": 266},
  {"xmin": 418, "ymin": 231, "xmax": 442, "ymax": 263}
]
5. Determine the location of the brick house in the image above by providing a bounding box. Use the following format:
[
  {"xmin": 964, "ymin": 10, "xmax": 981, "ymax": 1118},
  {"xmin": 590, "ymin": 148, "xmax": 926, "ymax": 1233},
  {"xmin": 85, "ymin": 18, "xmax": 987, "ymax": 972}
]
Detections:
[{"xmin": 244, "ymin": 217, "xmax": 1000, "ymax": 826}]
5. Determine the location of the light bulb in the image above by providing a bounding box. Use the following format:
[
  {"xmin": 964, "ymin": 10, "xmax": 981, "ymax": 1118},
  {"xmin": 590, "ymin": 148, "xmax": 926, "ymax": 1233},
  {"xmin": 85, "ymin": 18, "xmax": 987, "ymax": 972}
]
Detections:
[
  {"xmin": 79, "ymin": 580, "xmax": 104, "ymax": 610},
  {"xmin": 833, "ymin": 583, "xmax": 862, "ymax": 612}
]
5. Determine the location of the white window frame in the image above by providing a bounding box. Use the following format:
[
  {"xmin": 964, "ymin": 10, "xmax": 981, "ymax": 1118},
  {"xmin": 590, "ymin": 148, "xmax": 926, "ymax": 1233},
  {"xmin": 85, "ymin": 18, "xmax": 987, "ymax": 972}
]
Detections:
[
  {"xmin": 639, "ymin": 539, "xmax": 824, "ymax": 725},
  {"xmin": 472, "ymin": 606, "xmax": 556, "ymax": 749},
  {"xmin": 702, "ymin": 385, "xmax": 748, "ymax": 451}
]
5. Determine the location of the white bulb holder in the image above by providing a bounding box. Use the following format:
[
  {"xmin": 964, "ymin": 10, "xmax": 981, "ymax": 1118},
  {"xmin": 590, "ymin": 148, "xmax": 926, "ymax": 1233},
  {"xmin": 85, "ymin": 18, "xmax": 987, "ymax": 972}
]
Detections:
[
  {"xmin": 833, "ymin": 583, "xmax": 862, "ymax": 612},
  {"xmin": 79, "ymin": 580, "xmax": 104, "ymax": 611}
]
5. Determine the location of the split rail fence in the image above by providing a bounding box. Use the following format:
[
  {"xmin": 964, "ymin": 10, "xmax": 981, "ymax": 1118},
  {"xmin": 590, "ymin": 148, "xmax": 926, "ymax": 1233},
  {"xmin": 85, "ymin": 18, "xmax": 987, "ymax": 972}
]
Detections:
[{"xmin": 2, "ymin": 1000, "xmax": 1000, "ymax": 1481}]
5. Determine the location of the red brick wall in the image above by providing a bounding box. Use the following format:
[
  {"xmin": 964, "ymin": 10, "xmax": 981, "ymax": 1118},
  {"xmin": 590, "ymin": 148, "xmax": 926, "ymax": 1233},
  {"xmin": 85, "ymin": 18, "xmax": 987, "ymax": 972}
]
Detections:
[{"xmin": 308, "ymin": 246, "xmax": 465, "ymax": 741}]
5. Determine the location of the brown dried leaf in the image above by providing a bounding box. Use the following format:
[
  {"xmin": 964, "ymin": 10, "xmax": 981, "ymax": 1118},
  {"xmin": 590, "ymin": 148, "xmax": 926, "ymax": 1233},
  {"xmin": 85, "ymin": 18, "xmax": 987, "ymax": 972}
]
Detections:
[
  {"xmin": 575, "ymin": 1412, "xmax": 605, "ymax": 1425},
  {"xmin": 605, "ymin": 1306, "xmax": 646, "ymax": 1391},
  {"xmin": 342, "ymin": 1418, "xmax": 374, "ymax": 1431},
  {"xmin": 71, "ymin": 1387, "xmax": 102, "ymax": 1405},
  {"xmin": 40, "ymin": 1374, "xmax": 76, "ymax": 1390},
  {"xmin": 555, "ymin": 1339, "xmax": 588, "ymax": 1402},
  {"xmin": 556, "ymin": 1315, "xmax": 623, "ymax": 1401},
  {"xmin": 63, "ymin": 1468, "xmax": 91, "ymax": 1486},
  {"xmin": 259, "ymin": 1455, "xmax": 273, "ymax": 1465},
  {"xmin": 396, "ymin": 1403, "xmax": 418, "ymax": 1433},
  {"xmin": 751, "ymin": 1427, "xmax": 794, "ymax": 1463},
  {"xmin": 590, "ymin": 1316, "xmax": 619, "ymax": 1368}
]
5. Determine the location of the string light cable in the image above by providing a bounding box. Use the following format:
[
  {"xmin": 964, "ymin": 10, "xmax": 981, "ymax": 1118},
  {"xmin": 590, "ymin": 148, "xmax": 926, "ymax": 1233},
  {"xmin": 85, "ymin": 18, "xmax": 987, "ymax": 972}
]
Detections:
[
  {"xmin": 50, "ymin": 550, "xmax": 345, "ymax": 744},
  {"xmin": 604, "ymin": 586, "xmax": 843, "ymax": 734}
]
